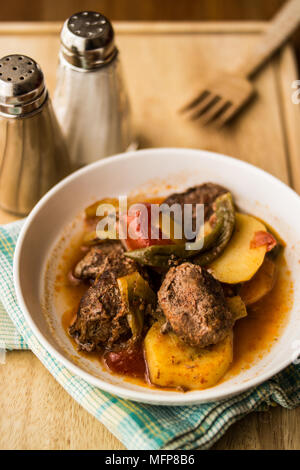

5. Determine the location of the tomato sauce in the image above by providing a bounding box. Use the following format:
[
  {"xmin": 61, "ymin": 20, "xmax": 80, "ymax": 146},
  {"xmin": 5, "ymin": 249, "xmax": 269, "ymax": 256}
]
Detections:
[
  {"xmin": 104, "ymin": 346, "xmax": 146, "ymax": 378},
  {"xmin": 224, "ymin": 255, "xmax": 293, "ymax": 380}
]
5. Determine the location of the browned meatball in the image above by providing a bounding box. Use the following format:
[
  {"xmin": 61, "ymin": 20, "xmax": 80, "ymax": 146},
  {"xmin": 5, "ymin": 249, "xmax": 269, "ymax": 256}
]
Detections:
[
  {"xmin": 69, "ymin": 248, "xmax": 138, "ymax": 351},
  {"xmin": 74, "ymin": 240, "xmax": 124, "ymax": 281},
  {"xmin": 158, "ymin": 262, "xmax": 234, "ymax": 348},
  {"xmin": 163, "ymin": 182, "xmax": 228, "ymax": 228}
]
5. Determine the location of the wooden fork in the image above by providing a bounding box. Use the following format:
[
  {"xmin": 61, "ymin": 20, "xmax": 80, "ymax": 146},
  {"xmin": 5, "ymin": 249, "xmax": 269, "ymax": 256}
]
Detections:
[{"xmin": 181, "ymin": 0, "xmax": 300, "ymax": 127}]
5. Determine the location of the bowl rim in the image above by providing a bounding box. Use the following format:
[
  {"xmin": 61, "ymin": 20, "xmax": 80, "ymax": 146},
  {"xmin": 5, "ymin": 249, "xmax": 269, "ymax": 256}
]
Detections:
[{"xmin": 13, "ymin": 147, "xmax": 299, "ymax": 405}]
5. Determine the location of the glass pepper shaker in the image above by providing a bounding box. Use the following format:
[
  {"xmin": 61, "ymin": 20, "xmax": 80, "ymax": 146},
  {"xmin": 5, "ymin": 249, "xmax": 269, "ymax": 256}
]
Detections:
[
  {"xmin": 53, "ymin": 11, "xmax": 135, "ymax": 171},
  {"xmin": 0, "ymin": 54, "xmax": 70, "ymax": 216}
]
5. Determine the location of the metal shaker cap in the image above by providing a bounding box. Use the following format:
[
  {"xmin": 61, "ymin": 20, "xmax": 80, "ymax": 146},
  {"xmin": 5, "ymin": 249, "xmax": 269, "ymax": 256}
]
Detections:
[
  {"xmin": 60, "ymin": 11, "xmax": 117, "ymax": 70},
  {"xmin": 0, "ymin": 54, "xmax": 47, "ymax": 117}
]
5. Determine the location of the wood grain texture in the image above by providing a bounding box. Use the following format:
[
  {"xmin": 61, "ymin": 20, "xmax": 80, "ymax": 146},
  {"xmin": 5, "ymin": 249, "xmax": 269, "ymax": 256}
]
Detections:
[
  {"xmin": 179, "ymin": 1, "xmax": 300, "ymax": 127},
  {"xmin": 0, "ymin": 351, "xmax": 123, "ymax": 450},
  {"xmin": 2, "ymin": 0, "xmax": 299, "ymax": 57},
  {"xmin": 236, "ymin": 0, "xmax": 300, "ymax": 78},
  {"xmin": 0, "ymin": 0, "xmax": 288, "ymax": 22},
  {"xmin": 0, "ymin": 21, "xmax": 272, "ymax": 35},
  {"xmin": 0, "ymin": 21, "xmax": 299, "ymax": 450},
  {"xmin": 1, "ymin": 1, "xmax": 298, "ymax": 68}
]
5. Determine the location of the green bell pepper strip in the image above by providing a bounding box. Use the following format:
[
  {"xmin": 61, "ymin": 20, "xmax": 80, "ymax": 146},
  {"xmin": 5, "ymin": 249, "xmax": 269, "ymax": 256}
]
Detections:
[
  {"xmin": 117, "ymin": 272, "xmax": 156, "ymax": 342},
  {"xmin": 124, "ymin": 192, "xmax": 235, "ymax": 268}
]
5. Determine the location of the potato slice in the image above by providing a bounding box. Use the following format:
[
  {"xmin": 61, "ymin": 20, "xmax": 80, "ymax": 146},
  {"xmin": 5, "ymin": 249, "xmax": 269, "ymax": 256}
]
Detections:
[
  {"xmin": 240, "ymin": 257, "xmax": 277, "ymax": 306},
  {"xmin": 208, "ymin": 213, "xmax": 267, "ymax": 284},
  {"xmin": 144, "ymin": 322, "xmax": 233, "ymax": 390}
]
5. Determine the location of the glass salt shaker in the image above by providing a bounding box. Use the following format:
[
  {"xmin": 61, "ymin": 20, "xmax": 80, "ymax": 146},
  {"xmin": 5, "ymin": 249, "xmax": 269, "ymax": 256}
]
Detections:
[
  {"xmin": 53, "ymin": 11, "xmax": 135, "ymax": 171},
  {"xmin": 0, "ymin": 54, "xmax": 70, "ymax": 216}
]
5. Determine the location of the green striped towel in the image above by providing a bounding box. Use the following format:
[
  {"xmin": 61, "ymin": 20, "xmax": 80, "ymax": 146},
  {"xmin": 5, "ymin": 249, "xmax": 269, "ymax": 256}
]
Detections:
[{"xmin": 1, "ymin": 219, "xmax": 300, "ymax": 450}]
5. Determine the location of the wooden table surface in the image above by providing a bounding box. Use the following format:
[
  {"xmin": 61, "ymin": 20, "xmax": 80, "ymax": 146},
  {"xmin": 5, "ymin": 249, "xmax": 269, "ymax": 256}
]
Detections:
[{"xmin": 0, "ymin": 21, "xmax": 300, "ymax": 450}]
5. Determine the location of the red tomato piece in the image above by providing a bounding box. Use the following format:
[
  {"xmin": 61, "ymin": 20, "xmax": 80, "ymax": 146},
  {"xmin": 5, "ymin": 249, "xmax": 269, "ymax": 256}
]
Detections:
[
  {"xmin": 250, "ymin": 231, "xmax": 277, "ymax": 252},
  {"xmin": 121, "ymin": 203, "xmax": 173, "ymax": 250}
]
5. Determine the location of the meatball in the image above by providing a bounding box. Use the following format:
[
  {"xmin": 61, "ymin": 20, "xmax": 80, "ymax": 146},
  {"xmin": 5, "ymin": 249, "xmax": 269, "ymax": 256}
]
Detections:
[
  {"xmin": 158, "ymin": 262, "xmax": 234, "ymax": 348},
  {"xmin": 163, "ymin": 182, "xmax": 228, "ymax": 232},
  {"xmin": 69, "ymin": 248, "xmax": 138, "ymax": 351},
  {"xmin": 74, "ymin": 240, "xmax": 124, "ymax": 281}
]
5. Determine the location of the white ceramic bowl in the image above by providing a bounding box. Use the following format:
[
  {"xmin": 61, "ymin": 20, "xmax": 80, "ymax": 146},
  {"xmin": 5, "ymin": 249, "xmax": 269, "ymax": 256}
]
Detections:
[{"xmin": 13, "ymin": 148, "xmax": 300, "ymax": 405}]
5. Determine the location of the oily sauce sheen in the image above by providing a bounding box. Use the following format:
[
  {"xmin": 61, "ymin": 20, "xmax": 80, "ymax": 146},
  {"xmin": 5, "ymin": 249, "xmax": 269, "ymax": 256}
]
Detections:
[
  {"xmin": 57, "ymin": 218, "xmax": 293, "ymax": 389},
  {"xmin": 226, "ymin": 255, "xmax": 293, "ymax": 379}
]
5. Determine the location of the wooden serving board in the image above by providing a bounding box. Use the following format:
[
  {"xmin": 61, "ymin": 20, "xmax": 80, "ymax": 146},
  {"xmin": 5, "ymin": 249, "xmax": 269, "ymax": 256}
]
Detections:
[{"xmin": 0, "ymin": 21, "xmax": 299, "ymax": 450}]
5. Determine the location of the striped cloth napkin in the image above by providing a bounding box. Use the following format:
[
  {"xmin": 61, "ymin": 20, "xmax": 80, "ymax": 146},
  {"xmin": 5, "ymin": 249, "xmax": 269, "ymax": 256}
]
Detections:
[{"xmin": 1, "ymin": 220, "xmax": 300, "ymax": 450}]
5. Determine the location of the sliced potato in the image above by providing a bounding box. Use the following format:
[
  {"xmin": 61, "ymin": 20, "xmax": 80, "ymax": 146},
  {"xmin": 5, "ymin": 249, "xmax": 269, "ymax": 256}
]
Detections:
[
  {"xmin": 208, "ymin": 213, "xmax": 267, "ymax": 284},
  {"xmin": 158, "ymin": 212, "xmax": 186, "ymax": 245},
  {"xmin": 226, "ymin": 296, "xmax": 247, "ymax": 321},
  {"xmin": 240, "ymin": 257, "xmax": 277, "ymax": 306},
  {"xmin": 144, "ymin": 322, "xmax": 233, "ymax": 390}
]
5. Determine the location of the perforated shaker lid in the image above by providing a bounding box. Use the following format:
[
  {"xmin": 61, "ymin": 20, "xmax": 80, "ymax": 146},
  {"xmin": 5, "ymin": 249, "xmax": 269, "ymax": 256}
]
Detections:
[
  {"xmin": 0, "ymin": 54, "xmax": 47, "ymax": 116},
  {"xmin": 60, "ymin": 11, "xmax": 117, "ymax": 70}
]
